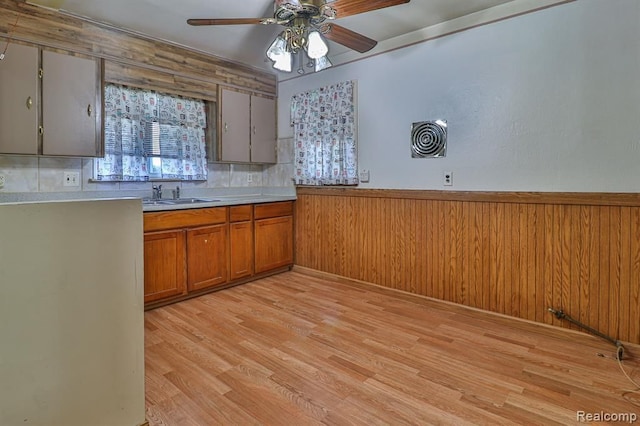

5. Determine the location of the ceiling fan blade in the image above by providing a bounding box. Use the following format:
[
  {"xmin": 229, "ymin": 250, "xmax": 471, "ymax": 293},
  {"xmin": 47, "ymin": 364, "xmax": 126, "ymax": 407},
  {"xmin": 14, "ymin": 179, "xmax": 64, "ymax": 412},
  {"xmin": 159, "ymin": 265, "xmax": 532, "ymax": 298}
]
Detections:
[
  {"xmin": 187, "ymin": 18, "xmax": 266, "ymax": 26},
  {"xmin": 323, "ymin": 24, "xmax": 377, "ymax": 53},
  {"xmin": 328, "ymin": 0, "xmax": 410, "ymax": 18}
]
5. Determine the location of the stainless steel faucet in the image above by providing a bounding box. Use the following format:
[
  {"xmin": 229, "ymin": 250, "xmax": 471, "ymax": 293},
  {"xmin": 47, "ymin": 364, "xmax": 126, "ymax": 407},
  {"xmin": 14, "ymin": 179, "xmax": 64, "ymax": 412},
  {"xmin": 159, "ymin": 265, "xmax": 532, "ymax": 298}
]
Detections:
[{"xmin": 152, "ymin": 184, "xmax": 163, "ymax": 200}]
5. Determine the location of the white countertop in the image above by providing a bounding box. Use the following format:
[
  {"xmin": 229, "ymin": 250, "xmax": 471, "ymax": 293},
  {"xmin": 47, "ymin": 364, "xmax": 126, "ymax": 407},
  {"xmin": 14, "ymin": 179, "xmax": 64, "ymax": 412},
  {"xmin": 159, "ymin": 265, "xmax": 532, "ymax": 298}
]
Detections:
[
  {"xmin": 0, "ymin": 187, "xmax": 296, "ymax": 210},
  {"xmin": 141, "ymin": 194, "xmax": 296, "ymax": 212}
]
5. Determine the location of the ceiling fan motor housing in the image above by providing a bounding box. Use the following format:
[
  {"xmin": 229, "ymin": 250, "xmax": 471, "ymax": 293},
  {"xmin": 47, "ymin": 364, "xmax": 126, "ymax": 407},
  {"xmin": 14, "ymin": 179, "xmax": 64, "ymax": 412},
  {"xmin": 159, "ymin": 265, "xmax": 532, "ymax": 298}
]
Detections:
[{"xmin": 274, "ymin": 0, "xmax": 335, "ymax": 24}]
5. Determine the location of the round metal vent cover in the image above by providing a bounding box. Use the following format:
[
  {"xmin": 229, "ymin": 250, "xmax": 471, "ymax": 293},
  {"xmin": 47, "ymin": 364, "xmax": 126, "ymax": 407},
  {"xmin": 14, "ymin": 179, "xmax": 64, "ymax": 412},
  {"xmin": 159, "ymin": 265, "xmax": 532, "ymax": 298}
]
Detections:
[{"xmin": 411, "ymin": 120, "xmax": 447, "ymax": 158}]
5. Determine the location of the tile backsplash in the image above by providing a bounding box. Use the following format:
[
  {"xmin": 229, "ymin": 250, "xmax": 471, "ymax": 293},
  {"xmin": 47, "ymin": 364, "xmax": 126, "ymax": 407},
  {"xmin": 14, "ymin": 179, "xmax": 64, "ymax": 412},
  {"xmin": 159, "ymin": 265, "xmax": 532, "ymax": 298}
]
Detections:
[{"xmin": 0, "ymin": 138, "xmax": 294, "ymax": 194}]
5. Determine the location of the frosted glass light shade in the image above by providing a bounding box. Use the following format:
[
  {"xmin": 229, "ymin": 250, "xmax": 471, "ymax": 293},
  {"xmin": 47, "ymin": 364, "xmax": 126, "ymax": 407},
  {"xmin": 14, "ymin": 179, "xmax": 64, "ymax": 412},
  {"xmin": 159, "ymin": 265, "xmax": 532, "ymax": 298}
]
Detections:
[
  {"xmin": 306, "ymin": 31, "xmax": 329, "ymax": 59},
  {"xmin": 315, "ymin": 55, "xmax": 332, "ymax": 72},
  {"xmin": 266, "ymin": 35, "xmax": 287, "ymax": 61},
  {"xmin": 267, "ymin": 34, "xmax": 292, "ymax": 72},
  {"xmin": 273, "ymin": 53, "xmax": 292, "ymax": 72}
]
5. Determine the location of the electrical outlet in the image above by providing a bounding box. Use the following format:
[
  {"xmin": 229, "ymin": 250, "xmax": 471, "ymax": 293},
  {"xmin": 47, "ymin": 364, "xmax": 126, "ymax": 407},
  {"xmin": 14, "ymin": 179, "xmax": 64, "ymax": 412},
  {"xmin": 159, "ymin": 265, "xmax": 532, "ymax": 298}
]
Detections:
[
  {"xmin": 359, "ymin": 169, "xmax": 370, "ymax": 183},
  {"xmin": 443, "ymin": 171, "xmax": 453, "ymax": 186},
  {"xmin": 0, "ymin": 174, "xmax": 5, "ymax": 189},
  {"xmin": 247, "ymin": 173, "xmax": 253, "ymax": 184},
  {"xmin": 63, "ymin": 171, "xmax": 80, "ymax": 187}
]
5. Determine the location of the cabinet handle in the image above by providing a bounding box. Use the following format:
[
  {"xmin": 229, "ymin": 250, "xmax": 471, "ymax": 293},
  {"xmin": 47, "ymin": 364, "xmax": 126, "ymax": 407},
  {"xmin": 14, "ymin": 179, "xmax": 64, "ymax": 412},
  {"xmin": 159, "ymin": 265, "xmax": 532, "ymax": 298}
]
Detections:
[
  {"xmin": 26, "ymin": 96, "xmax": 33, "ymax": 110},
  {"xmin": 87, "ymin": 104, "xmax": 92, "ymax": 117},
  {"xmin": 224, "ymin": 122, "xmax": 228, "ymax": 133},
  {"xmin": 38, "ymin": 126, "xmax": 43, "ymax": 135},
  {"xmin": 253, "ymin": 125, "xmax": 256, "ymax": 135},
  {"xmin": 38, "ymin": 68, "xmax": 43, "ymax": 79}
]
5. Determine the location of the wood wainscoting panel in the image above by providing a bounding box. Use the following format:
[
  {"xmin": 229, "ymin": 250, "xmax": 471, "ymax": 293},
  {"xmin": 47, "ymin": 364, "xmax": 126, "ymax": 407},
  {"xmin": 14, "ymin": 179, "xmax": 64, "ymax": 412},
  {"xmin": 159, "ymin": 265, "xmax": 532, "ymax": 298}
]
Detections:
[{"xmin": 295, "ymin": 188, "xmax": 640, "ymax": 345}]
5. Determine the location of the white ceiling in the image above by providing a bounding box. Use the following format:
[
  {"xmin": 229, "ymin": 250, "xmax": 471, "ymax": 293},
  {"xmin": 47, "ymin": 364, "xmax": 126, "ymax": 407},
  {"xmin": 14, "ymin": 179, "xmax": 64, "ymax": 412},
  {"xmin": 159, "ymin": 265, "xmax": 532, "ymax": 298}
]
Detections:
[{"xmin": 25, "ymin": 0, "xmax": 568, "ymax": 79}]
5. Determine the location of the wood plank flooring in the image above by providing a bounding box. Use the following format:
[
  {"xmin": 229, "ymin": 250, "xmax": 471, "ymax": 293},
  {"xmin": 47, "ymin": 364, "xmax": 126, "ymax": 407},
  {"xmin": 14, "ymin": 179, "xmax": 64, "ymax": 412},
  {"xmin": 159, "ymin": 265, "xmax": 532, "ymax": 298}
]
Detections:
[{"xmin": 145, "ymin": 271, "xmax": 640, "ymax": 425}]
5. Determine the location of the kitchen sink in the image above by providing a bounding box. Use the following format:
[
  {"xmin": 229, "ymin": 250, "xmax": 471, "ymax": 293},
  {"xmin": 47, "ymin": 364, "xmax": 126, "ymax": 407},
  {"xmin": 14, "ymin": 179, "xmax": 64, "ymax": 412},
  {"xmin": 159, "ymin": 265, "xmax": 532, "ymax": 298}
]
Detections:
[
  {"xmin": 164, "ymin": 198, "xmax": 221, "ymax": 204},
  {"xmin": 142, "ymin": 198, "xmax": 220, "ymax": 205}
]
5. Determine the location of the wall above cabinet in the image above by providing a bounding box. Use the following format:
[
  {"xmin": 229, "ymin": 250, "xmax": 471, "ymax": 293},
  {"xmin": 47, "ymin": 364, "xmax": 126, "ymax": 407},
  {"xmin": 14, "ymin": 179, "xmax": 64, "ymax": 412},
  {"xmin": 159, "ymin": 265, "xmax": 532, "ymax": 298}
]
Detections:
[{"xmin": 0, "ymin": 1, "xmax": 276, "ymax": 96}]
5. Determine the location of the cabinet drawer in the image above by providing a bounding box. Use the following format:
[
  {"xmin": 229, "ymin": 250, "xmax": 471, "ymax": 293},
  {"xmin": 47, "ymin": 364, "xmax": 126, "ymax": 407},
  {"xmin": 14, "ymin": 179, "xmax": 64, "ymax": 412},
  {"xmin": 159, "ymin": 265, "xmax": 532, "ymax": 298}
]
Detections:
[
  {"xmin": 254, "ymin": 201, "xmax": 293, "ymax": 220},
  {"xmin": 229, "ymin": 204, "xmax": 253, "ymax": 222},
  {"xmin": 144, "ymin": 207, "xmax": 227, "ymax": 232}
]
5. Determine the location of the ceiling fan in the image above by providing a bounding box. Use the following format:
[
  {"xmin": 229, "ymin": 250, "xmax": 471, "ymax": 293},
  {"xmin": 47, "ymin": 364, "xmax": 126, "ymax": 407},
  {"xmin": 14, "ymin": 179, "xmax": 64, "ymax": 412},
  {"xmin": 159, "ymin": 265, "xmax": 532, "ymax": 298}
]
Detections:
[{"xmin": 187, "ymin": 0, "xmax": 410, "ymax": 73}]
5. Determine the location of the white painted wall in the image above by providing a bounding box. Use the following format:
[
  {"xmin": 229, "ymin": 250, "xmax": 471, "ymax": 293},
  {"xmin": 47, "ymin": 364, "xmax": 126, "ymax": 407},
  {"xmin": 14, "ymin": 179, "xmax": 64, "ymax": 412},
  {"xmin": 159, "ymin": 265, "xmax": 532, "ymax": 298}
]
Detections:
[
  {"xmin": 0, "ymin": 199, "xmax": 145, "ymax": 426},
  {"xmin": 278, "ymin": 0, "xmax": 640, "ymax": 192}
]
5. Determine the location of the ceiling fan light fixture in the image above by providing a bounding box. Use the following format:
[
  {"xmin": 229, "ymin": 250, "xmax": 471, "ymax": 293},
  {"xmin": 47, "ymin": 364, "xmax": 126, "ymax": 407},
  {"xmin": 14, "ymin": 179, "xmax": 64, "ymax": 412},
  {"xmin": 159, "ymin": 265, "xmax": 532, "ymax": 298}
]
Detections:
[
  {"xmin": 315, "ymin": 55, "xmax": 332, "ymax": 72},
  {"xmin": 267, "ymin": 33, "xmax": 293, "ymax": 72},
  {"xmin": 189, "ymin": 0, "xmax": 408, "ymax": 73},
  {"xmin": 266, "ymin": 34, "xmax": 287, "ymax": 61},
  {"xmin": 306, "ymin": 30, "xmax": 328, "ymax": 59},
  {"xmin": 272, "ymin": 52, "xmax": 293, "ymax": 72}
]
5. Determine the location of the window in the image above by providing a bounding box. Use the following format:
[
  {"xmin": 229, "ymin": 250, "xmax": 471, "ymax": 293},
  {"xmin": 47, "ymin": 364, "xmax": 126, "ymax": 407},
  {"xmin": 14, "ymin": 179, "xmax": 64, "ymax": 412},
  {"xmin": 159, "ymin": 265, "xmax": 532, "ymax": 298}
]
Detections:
[
  {"xmin": 291, "ymin": 80, "xmax": 358, "ymax": 186},
  {"xmin": 95, "ymin": 84, "xmax": 208, "ymax": 181}
]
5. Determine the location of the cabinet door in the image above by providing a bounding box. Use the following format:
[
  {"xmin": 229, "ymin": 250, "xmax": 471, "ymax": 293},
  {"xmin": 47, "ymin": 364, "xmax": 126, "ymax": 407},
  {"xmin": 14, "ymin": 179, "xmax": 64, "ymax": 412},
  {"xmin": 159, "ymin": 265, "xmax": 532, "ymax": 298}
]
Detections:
[
  {"xmin": 220, "ymin": 88, "xmax": 250, "ymax": 162},
  {"xmin": 0, "ymin": 43, "xmax": 39, "ymax": 154},
  {"xmin": 254, "ymin": 216, "xmax": 293, "ymax": 274},
  {"xmin": 230, "ymin": 221, "xmax": 254, "ymax": 281},
  {"xmin": 42, "ymin": 50, "xmax": 102, "ymax": 156},
  {"xmin": 187, "ymin": 224, "xmax": 228, "ymax": 292},
  {"xmin": 250, "ymin": 95, "xmax": 276, "ymax": 163},
  {"xmin": 144, "ymin": 230, "xmax": 187, "ymax": 304}
]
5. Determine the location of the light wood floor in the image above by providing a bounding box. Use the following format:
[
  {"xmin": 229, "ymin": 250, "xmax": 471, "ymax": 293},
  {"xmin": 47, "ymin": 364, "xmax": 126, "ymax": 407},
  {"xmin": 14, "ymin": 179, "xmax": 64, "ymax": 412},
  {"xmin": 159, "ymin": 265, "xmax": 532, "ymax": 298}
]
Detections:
[{"xmin": 144, "ymin": 271, "xmax": 640, "ymax": 425}]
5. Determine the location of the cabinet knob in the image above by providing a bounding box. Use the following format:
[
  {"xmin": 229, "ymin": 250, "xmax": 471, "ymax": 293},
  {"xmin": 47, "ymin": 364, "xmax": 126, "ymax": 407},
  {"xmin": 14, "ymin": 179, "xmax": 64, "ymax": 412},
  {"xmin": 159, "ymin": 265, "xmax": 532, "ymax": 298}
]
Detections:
[
  {"xmin": 26, "ymin": 96, "xmax": 33, "ymax": 110},
  {"xmin": 38, "ymin": 126, "xmax": 43, "ymax": 135},
  {"xmin": 87, "ymin": 104, "xmax": 92, "ymax": 117}
]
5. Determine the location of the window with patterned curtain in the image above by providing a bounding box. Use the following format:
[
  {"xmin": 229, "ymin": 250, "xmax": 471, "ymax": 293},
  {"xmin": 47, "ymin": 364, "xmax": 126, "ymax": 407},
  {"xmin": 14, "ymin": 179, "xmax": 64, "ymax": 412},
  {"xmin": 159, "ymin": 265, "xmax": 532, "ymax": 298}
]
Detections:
[
  {"xmin": 291, "ymin": 80, "xmax": 358, "ymax": 186},
  {"xmin": 94, "ymin": 83, "xmax": 208, "ymax": 181}
]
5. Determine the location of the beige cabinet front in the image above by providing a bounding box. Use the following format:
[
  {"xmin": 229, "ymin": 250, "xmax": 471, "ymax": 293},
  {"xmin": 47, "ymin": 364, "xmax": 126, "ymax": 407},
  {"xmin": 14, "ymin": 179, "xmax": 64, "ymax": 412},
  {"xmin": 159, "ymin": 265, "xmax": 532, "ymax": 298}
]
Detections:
[
  {"xmin": 220, "ymin": 88, "xmax": 251, "ymax": 162},
  {"xmin": 0, "ymin": 45, "xmax": 102, "ymax": 157},
  {"xmin": 42, "ymin": 50, "xmax": 102, "ymax": 157},
  {"xmin": 219, "ymin": 88, "xmax": 276, "ymax": 163},
  {"xmin": 250, "ymin": 95, "xmax": 277, "ymax": 163},
  {"xmin": 0, "ymin": 43, "xmax": 39, "ymax": 154}
]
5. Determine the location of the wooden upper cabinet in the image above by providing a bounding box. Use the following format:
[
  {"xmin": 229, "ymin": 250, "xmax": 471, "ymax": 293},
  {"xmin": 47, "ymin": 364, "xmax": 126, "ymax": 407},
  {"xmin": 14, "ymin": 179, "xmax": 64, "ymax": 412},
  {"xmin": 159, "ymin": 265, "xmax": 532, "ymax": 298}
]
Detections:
[
  {"xmin": 0, "ymin": 43, "xmax": 39, "ymax": 155},
  {"xmin": 220, "ymin": 88, "xmax": 251, "ymax": 162},
  {"xmin": 250, "ymin": 96, "xmax": 276, "ymax": 163},
  {"xmin": 42, "ymin": 50, "xmax": 103, "ymax": 157},
  {"xmin": 219, "ymin": 88, "xmax": 277, "ymax": 164}
]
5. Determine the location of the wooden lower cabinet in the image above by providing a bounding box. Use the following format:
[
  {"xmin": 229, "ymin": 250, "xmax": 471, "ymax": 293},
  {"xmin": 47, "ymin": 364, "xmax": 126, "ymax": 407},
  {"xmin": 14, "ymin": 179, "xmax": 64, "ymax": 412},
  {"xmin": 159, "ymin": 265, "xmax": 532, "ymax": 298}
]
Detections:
[
  {"xmin": 187, "ymin": 224, "xmax": 228, "ymax": 292},
  {"xmin": 143, "ymin": 201, "xmax": 294, "ymax": 308},
  {"xmin": 229, "ymin": 221, "xmax": 254, "ymax": 280},
  {"xmin": 254, "ymin": 215, "xmax": 294, "ymax": 274},
  {"xmin": 143, "ymin": 230, "xmax": 187, "ymax": 303}
]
